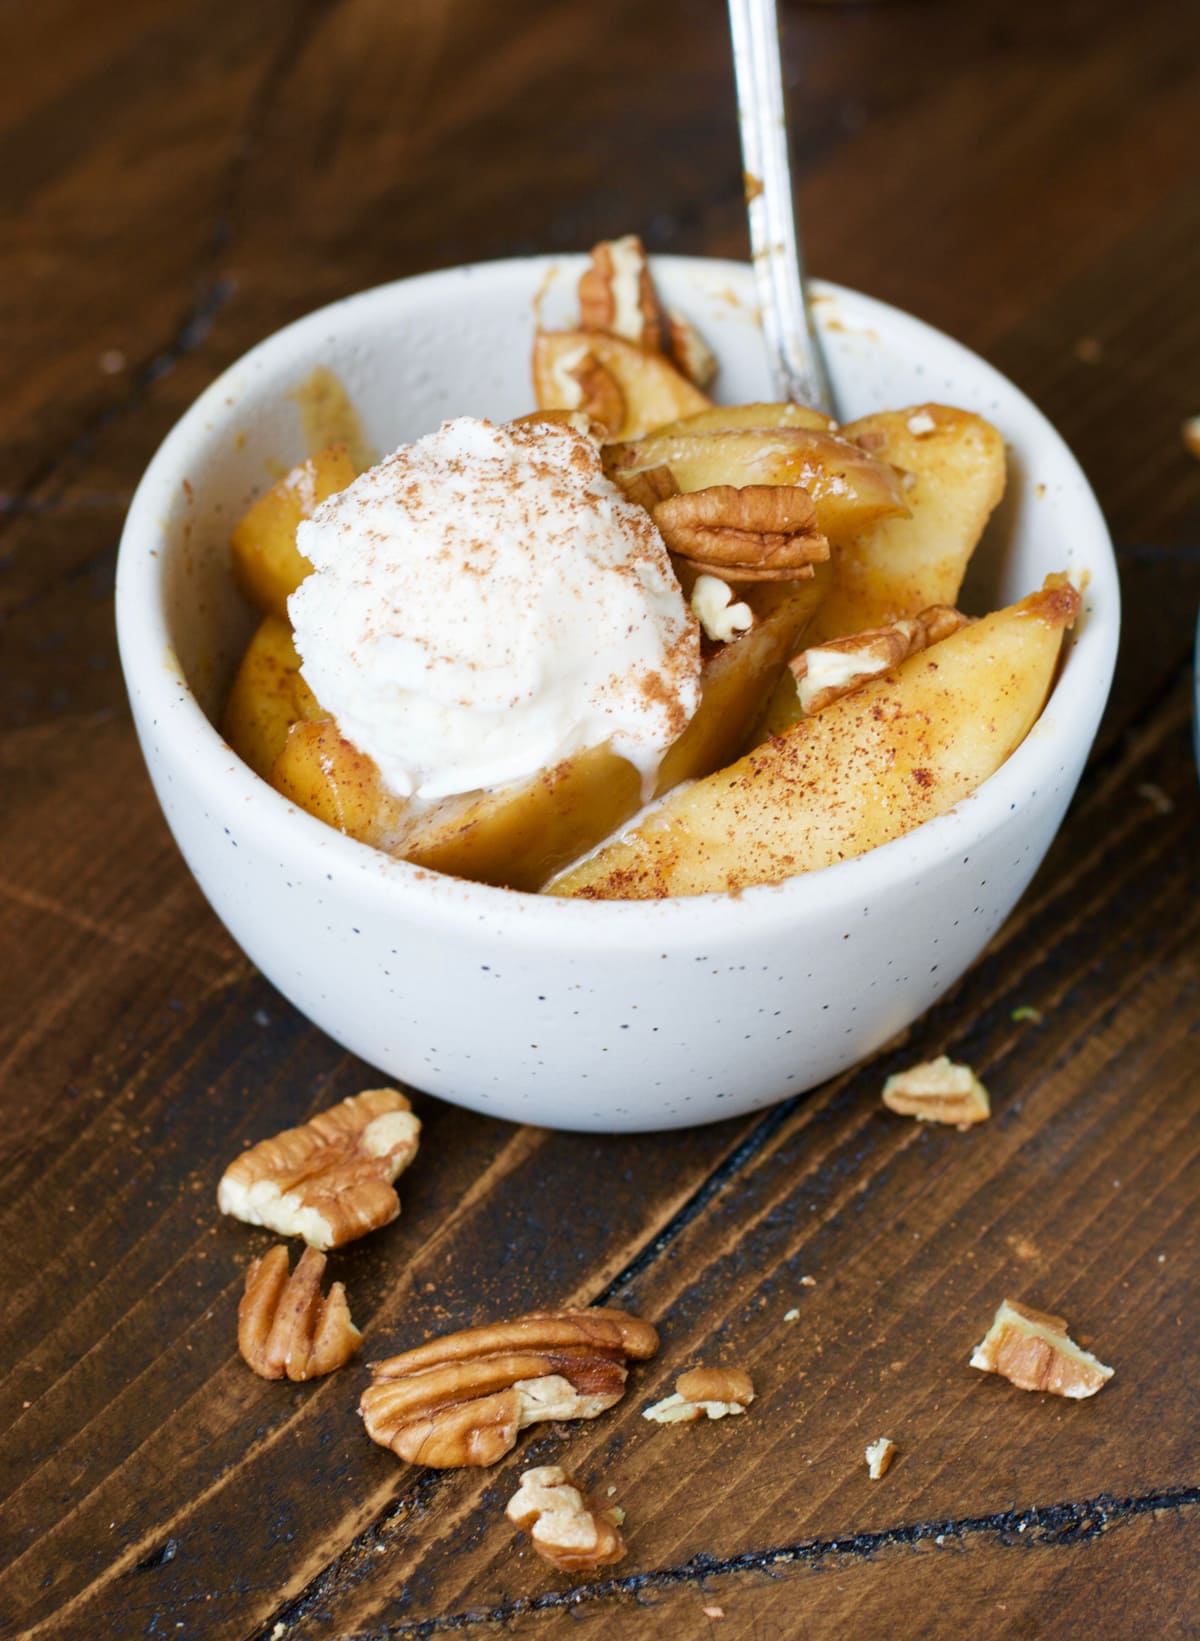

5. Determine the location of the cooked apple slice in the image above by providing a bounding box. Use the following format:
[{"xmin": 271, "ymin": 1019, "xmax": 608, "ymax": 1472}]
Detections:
[
  {"xmin": 220, "ymin": 616, "xmax": 324, "ymax": 780},
  {"xmin": 547, "ymin": 579, "xmax": 1080, "ymax": 900},
  {"xmin": 270, "ymin": 719, "xmax": 411, "ymax": 851},
  {"xmin": 649, "ymin": 402, "xmax": 835, "ymax": 437},
  {"xmin": 229, "ymin": 444, "xmax": 356, "ymax": 622},
  {"xmin": 605, "ymin": 427, "xmax": 907, "ymax": 547},
  {"xmin": 654, "ymin": 573, "xmax": 827, "ymax": 791},
  {"xmin": 807, "ymin": 404, "xmax": 1005, "ymax": 642},
  {"xmin": 401, "ymin": 745, "xmax": 645, "ymax": 892},
  {"xmin": 532, "ymin": 330, "xmax": 710, "ymax": 440}
]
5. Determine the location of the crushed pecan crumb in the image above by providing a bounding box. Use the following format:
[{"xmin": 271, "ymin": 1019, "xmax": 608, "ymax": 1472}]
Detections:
[
  {"xmin": 238, "ymin": 1244, "xmax": 360, "ymax": 1381},
  {"xmin": 644, "ymin": 1365, "xmax": 755, "ymax": 1423},
  {"xmin": 881, "ymin": 1056, "xmax": 990, "ymax": 1128},
  {"xmin": 506, "ymin": 1465, "xmax": 627, "ymax": 1572},
  {"xmin": 970, "ymin": 1299, "xmax": 1113, "ymax": 1399},
  {"xmin": 218, "ymin": 1088, "xmax": 421, "ymax": 1250},
  {"xmin": 359, "ymin": 1307, "xmax": 658, "ymax": 1468}
]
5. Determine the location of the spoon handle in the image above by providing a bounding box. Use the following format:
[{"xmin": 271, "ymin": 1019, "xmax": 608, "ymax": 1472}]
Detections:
[{"xmin": 728, "ymin": 0, "xmax": 836, "ymax": 416}]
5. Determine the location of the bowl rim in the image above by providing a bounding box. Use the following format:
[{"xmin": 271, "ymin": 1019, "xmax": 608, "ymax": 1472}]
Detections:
[{"xmin": 116, "ymin": 253, "xmax": 1120, "ymax": 948}]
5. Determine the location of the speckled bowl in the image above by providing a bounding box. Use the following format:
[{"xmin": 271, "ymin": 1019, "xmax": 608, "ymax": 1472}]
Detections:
[{"xmin": 115, "ymin": 256, "xmax": 1118, "ymax": 1131}]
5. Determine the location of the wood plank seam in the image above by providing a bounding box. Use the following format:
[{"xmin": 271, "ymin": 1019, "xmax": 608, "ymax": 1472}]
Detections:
[
  {"xmin": 6, "ymin": 702, "xmax": 1188, "ymax": 1623},
  {"xmin": 233, "ymin": 948, "xmax": 1196, "ymax": 1629},
  {"xmin": 262, "ymin": 1486, "xmax": 1200, "ymax": 1639}
]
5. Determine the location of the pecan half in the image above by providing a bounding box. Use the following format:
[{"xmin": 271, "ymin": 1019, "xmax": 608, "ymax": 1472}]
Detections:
[
  {"xmin": 790, "ymin": 605, "xmax": 970, "ymax": 715},
  {"xmin": 578, "ymin": 234, "xmax": 663, "ymax": 353},
  {"xmin": 970, "ymin": 1299, "xmax": 1113, "ymax": 1399},
  {"xmin": 238, "ymin": 1244, "xmax": 360, "ymax": 1381},
  {"xmin": 506, "ymin": 1465, "xmax": 627, "ymax": 1573},
  {"xmin": 881, "ymin": 1055, "xmax": 990, "ymax": 1128},
  {"xmin": 652, "ymin": 485, "xmax": 828, "ymax": 581},
  {"xmin": 218, "ymin": 1088, "xmax": 421, "ymax": 1250},
  {"xmin": 643, "ymin": 1365, "xmax": 755, "ymax": 1423},
  {"xmin": 360, "ymin": 1307, "xmax": 659, "ymax": 1468}
]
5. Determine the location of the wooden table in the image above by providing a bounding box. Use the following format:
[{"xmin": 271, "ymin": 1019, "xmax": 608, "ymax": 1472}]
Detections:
[{"xmin": 3, "ymin": 1, "xmax": 1197, "ymax": 1635}]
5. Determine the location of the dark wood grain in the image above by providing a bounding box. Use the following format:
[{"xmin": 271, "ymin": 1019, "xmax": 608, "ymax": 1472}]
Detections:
[{"xmin": 1, "ymin": 0, "xmax": 1198, "ymax": 1637}]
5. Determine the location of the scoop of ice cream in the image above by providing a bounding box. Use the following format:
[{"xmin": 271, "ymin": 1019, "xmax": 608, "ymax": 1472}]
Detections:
[{"xmin": 288, "ymin": 417, "xmax": 701, "ymax": 801}]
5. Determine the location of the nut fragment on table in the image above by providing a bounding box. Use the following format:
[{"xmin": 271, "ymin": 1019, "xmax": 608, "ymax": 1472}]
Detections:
[
  {"xmin": 218, "ymin": 1088, "xmax": 421, "ymax": 1250},
  {"xmin": 506, "ymin": 1465, "xmax": 627, "ymax": 1572},
  {"xmin": 360, "ymin": 1307, "xmax": 659, "ymax": 1468},
  {"xmin": 865, "ymin": 1436, "xmax": 897, "ymax": 1479},
  {"xmin": 643, "ymin": 1365, "xmax": 755, "ymax": 1424},
  {"xmin": 652, "ymin": 485, "xmax": 829, "ymax": 581},
  {"xmin": 238, "ymin": 1244, "xmax": 360, "ymax": 1381},
  {"xmin": 789, "ymin": 605, "xmax": 970, "ymax": 715},
  {"xmin": 881, "ymin": 1056, "xmax": 990, "ymax": 1128},
  {"xmin": 969, "ymin": 1298, "xmax": 1113, "ymax": 1399}
]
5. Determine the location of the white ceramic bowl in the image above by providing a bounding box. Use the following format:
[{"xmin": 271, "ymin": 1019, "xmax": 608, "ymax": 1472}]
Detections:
[{"xmin": 116, "ymin": 257, "xmax": 1118, "ymax": 1131}]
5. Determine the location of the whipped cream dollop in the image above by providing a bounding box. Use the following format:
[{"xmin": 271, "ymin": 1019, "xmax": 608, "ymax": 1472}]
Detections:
[{"xmin": 289, "ymin": 417, "xmax": 701, "ymax": 801}]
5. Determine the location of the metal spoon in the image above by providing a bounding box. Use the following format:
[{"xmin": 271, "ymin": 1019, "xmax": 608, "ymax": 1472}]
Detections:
[{"xmin": 728, "ymin": 0, "xmax": 837, "ymax": 416}]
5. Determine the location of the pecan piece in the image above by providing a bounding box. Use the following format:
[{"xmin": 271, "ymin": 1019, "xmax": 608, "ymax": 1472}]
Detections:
[
  {"xmin": 614, "ymin": 461, "xmax": 678, "ymax": 512},
  {"xmin": 865, "ymin": 1436, "xmax": 897, "ymax": 1479},
  {"xmin": 238, "ymin": 1244, "xmax": 360, "ymax": 1381},
  {"xmin": 536, "ymin": 340, "xmax": 627, "ymax": 435},
  {"xmin": 690, "ymin": 574, "xmax": 753, "ymax": 643},
  {"xmin": 643, "ymin": 1365, "xmax": 755, "ymax": 1423},
  {"xmin": 506, "ymin": 1465, "xmax": 627, "ymax": 1573},
  {"xmin": 970, "ymin": 1299, "xmax": 1113, "ymax": 1399},
  {"xmin": 571, "ymin": 357, "xmax": 625, "ymax": 436},
  {"xmin": 881, "ymin": 1055, "xmax": 990, "ymax": 1128},
  {"xmin": 360, "ymin": 1307, "xmax": 658, "ymax": 1468},
  {"xmin": 666, "ymin": 309, "xmax": 718, "ymax": 387},
  {"xmin": 578, "ymin": 234, "xmax": 663, "ymax": 353},
  {"xmin": 652, "ymin": 485, "xmax": 829, "ymax": 581},
  {"xmin": 218, "ymin": 1088, "xmax": 421, "ymax": 1250},
  {"xmin": 790, "ymin": 605, "xmax": 970, "ymax": 715}
]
